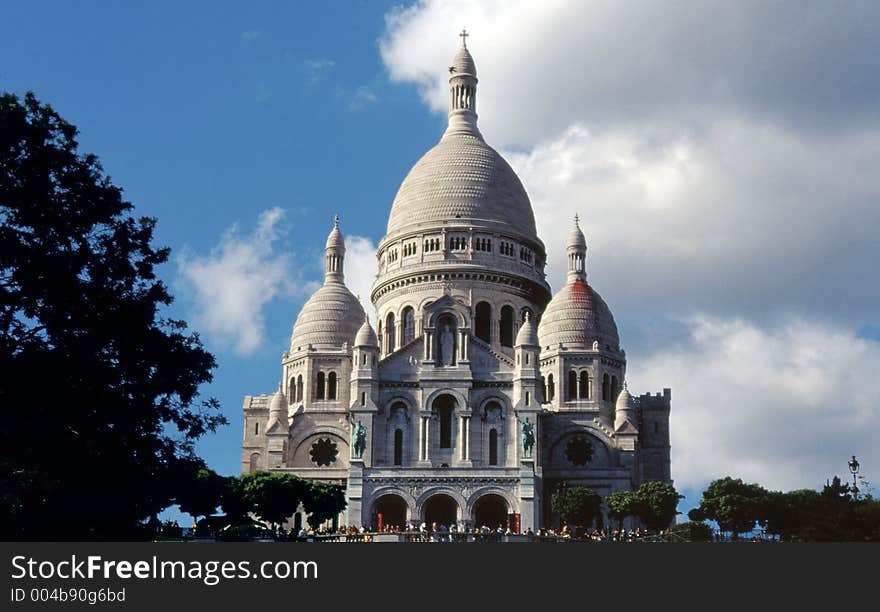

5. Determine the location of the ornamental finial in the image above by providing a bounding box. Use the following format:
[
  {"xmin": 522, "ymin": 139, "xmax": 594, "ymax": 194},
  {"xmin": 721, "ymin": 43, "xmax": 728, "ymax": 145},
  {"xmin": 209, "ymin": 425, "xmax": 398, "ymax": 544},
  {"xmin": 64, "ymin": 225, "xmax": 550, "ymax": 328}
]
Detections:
[{"xmin": 459, "ymin": 28, "xmax": 469, "ymax": 48}]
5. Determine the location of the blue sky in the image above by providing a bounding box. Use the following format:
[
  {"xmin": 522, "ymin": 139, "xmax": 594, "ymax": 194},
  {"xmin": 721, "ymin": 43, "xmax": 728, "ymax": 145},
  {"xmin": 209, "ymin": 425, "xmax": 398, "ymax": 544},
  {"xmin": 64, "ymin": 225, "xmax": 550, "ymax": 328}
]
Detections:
[{"xmin": 4, "ymin": 1, "xmax": 879, "ymax": 525}]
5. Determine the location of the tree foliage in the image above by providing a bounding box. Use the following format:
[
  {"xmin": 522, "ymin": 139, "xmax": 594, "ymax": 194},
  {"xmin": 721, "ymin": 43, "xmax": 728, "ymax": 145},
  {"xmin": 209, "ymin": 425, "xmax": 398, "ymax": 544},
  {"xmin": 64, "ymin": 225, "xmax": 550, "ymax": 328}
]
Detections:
[
  {"xmin": 551, "ymin": 485, "xmax": 601, "ymax": 531},
  {"xmin": 303, "ymin": 483, "xmax": 347, "ymax": 529},
  {"xmin": 175, "ymin": 465, "xmax": 226, "ymax": 523},
  {"xmin": 633, "ymin": 481, "xmax": 682, "ymax": 531},
  {"xmin": 241, "ymin": 471, "xmax": 309, "ymax": 532},
  {"xmin": 694, "ymin": 477, "xmax": 769, "ymax": 538},
  {"xmin": 605, "ymin": 491, "xmax": 637, "ymax": 531},
  {"xmin": 0, "ymin": 92, "xmax": 225, "ymax": 539}
]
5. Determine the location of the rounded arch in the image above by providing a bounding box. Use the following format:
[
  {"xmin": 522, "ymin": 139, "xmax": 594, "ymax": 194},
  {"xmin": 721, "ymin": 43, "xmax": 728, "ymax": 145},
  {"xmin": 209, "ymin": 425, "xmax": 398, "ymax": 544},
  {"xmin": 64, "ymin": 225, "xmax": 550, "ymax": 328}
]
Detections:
[
  {"xmin": 417, "ymin": 488, "xmax": 467, "ymax": 524},
  {"xmin": 546, "ymin": 426, "xmax": 615, "ymax": 469},
  {"xmin": 401, "ymin": 305, "xmax": 416, "ymax": 344},
  {"xmin": 327, "ymin": 371, "xmax": 338, "ymax": 400},
  {"xmin": 423, "ymin": 387, "xmax": 468, "ymax": 412},
  {"xmin": 248, "ymin": 452, "xmax": 261, "ymax": 472},
  {"xmin": 499, "ymin": 304, "xmax": 515, "ymax": 347},
  {"xmin": 385, "ymin": 311, "xmax": 396, "ymax": 352},
  {"xmin": 371, "ymin": 493, "xmax": 411, "ymax": 531},
  {"xmin": 474, "ymin": 301, "xmax": 491, "ymax": 343},
  {"xmin": 476, "ymin": 395, "xmax": 510, "ymax": 419},
  {"xmin": 466, "ymin": 488, "xmax": 518, "ymax": 517},
  {"xmin": 288, "ymin": 425, "xmax": 350, "ymax": 465},
  {"xmin": 471, "ymin": 494, "xmax": 510, "ymax": 529}
]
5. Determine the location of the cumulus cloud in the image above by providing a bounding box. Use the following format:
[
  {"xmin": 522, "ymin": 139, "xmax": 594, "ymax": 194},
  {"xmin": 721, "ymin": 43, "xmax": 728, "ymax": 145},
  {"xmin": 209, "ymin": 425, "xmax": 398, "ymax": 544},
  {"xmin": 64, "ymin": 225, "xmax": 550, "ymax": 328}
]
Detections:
[
  {"xmin": 380, "ymin": 1, "xmax": 880, "ymax": 490},
  {"xmin": 632, "ymin": 317, "xmax": 880, "ymax": 492},
  {"xmin": 343, "ymin": 235, "xmax": 378, "ymax": 315},
  {"xmin": 177, "ymin": 208, "xmax": 293, "ymax": 356}
]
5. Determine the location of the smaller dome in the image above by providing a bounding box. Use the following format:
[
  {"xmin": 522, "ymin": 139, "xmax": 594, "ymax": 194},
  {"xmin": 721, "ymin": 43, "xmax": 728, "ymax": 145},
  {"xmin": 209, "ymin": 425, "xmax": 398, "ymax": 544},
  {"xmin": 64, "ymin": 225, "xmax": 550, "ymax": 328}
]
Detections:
[
  {"xmin": 290, "ymin": 284, "xmax": 365, "ymax": 352},
  {"xmin": 354, "ymin": 317, "xmax": 379, "ymax": 348},
  {"xmin": 268, "ymin": 386, "xmax": 286, "ymax": 415},
  {"xmin": 450, "ymin": 45, "xmax": 476, "ymax": 77},
  {"xmin": 325, "ymin": 215, "xmax": 344, "ymax": 251},
  {"xmin": 616, "ymin": 383, "xmax": 635, "ymax": 412},
  {"xmin": 537, "ymin": 278, "xmax": 619, "ymax": 350},
  {"xmin": 515, "ymin": 312, "xmax": 539, "ymax": 347},
  {"xmin": 567, "ymin": 216, "xmax": 587, "ymax": 250}
]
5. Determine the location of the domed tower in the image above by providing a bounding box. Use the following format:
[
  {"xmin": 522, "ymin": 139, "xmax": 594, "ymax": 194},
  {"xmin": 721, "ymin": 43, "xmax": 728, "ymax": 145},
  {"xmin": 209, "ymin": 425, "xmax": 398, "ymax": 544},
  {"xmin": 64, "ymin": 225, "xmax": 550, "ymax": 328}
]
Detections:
[
  {"xmin": 283, "ymin": 216, "xmax": 365, "ymax": 410},
  {"xmin": 537, "ymin": 215, "xmax": 625, "ymax": 426},
  {"xmin": 372, "ymin": 34, "xmax": 551, "ymax": 363}
]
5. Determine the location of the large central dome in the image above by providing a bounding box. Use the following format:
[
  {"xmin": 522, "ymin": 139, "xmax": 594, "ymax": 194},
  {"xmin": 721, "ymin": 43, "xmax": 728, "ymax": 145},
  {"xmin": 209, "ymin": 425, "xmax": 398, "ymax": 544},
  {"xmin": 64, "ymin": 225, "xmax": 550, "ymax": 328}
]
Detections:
[{"xmin": 386, "ymin": 131, "xmax": 538, "ymax": 239}]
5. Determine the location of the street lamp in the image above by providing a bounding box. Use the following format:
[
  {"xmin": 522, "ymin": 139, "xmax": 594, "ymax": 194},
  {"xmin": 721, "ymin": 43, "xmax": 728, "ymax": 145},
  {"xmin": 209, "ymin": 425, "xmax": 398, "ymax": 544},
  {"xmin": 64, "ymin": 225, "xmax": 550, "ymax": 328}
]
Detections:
[{"xmin": 848, "ymin": 455, "xmax": 860, "ymax": 499}]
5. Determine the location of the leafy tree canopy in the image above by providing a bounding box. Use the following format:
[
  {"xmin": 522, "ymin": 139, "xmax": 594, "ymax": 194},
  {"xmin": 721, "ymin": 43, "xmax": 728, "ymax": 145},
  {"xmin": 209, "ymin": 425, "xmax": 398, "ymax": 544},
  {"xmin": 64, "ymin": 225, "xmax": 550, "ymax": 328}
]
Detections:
[
  {"xmin": 551, "ymin": 485, "xmax": 601, "ymax": 531},
  {"xmin": 241, "ymin": 471, "xmax": 309, "ymax": 531},
  {"xmin": 633, "ymin": 481, "xmax": 682, "ymax": 531},
  {"xmin": 303, "ymin": 483, "xmax": 347, "ymax": 529},
  {"xmin": 0, "ymin": 92, "xmax": 225, "ymax": 539}
]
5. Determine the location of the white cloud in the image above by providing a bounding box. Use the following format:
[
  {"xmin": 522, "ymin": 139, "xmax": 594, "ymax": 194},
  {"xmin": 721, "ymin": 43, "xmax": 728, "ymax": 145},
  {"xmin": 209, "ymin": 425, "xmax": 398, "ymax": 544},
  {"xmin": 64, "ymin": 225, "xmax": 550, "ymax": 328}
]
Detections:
[
  {"xmin": 349, "ymin": 86, "xmax": 378, "ymax": 111},
  {"xmin": 343, "ymin": 235, "xmax": 378, "ymax": 319},
  {"xmin": 177, "ymin": 208, "xmax": 292, "ymax": 356},
  {"xmin": 631, "ymin": 317, "xmax": 880, "ymax": 493}
]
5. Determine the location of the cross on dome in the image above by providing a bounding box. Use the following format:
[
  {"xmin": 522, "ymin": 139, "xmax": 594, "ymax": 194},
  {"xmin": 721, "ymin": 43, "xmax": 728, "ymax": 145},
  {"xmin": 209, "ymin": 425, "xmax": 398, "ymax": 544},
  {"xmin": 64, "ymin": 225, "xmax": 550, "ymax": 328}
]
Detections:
[{"xmin": 459, "ymin": 28, "xmax": 469, "ymax": 48}]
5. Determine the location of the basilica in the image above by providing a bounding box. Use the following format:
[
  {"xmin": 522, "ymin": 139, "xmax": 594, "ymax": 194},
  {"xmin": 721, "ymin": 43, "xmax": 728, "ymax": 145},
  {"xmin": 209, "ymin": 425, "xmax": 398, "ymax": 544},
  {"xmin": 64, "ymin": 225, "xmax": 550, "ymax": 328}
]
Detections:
[{"xmin": 241, "ymin": 37, "xmax": 671, "ymax": 533}]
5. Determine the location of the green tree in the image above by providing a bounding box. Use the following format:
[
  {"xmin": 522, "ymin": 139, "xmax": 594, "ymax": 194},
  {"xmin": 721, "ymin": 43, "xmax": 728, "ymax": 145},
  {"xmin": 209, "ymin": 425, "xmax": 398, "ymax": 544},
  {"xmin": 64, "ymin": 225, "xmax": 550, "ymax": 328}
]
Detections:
[
  {"xmin": 0, "ymin": 92, "xmax": 225, "ymax": 540},
  {"xmin": 695, "ymin": 477, "xmax": 769, "ymax": 539},
  {"xmin": 304, "ymin": 483, "xmax": 347, "ymax": 529},
  {"xmin": 175, "ymin": 465, "xmax": 226, "ymax": 524},
  {"xmin": 220, "ymin": 476, "xmax": 251, "ymax": 526},
  {"xmin": 605, "ymin": 491, "xmax": 637, "ymax": 531},
  {"xmin": 633, "ymin": 481, "xmax": 683, "ymax": 532},
  {"xmin": 669, "ymin": 520, "xmax": 713, "ymax": 542},
  {"xmin": 551, "ymin": 485, "xmax": 602, "ymax": 534},
  {"xmin": 242, "ymin": 471, "xmax": 309, "ymax": 533}
]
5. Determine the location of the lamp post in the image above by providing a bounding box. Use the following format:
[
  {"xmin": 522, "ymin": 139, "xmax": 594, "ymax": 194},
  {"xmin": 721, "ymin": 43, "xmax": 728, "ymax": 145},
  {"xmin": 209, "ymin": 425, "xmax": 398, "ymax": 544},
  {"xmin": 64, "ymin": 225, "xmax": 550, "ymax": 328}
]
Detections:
[{"xmin": 848, "ymin": 455, "xmax": 860, "ymax": 500}]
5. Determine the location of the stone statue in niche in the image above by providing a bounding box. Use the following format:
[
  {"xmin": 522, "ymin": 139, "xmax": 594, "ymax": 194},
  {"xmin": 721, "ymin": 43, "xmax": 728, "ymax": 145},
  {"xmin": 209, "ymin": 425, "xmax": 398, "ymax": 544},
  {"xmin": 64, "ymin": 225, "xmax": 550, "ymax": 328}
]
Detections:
[{"xmin": 437, "ymin": 320, "xmax": 456, "ymax": 366}]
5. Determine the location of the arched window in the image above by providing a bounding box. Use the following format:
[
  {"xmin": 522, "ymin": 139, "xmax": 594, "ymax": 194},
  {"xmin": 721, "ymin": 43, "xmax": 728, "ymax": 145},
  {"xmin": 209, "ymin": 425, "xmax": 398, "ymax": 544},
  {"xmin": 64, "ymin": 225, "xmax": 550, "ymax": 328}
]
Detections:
[
  {"xmin": 316, "ymin": 372, "xmax": 326, "ymax": 400},
  {"xmin": 402, "ymin": 307, "xmax": 415, "ymax": 344},
  {"xmin": 489, "ymin": 429, "xmax": 498, "ymax": 466},
  {"xmin": 547, "ymin": 373, "xmax": 555, "ymax": 401},
  {"xmin": 377, "ymin": 320, "xmax": 383, "ymax": 351},
  {"xmin": 394, "ymin": 429, "xmax": 403, "ymax": 466},
  {"xmin": 568, "ymin": 370, "xmax": 577, "ymax": 400},
  {"xmin": 541, "ymin": 376, "xmax": 547, "ymax": 403},
  {"xmin": 500, "ymin": 305, "xmax": 514, "ymax": 347},
  {"xmin": 611, "ymin": 375, "xmax": 619, "ymax": 401},
  {"xmin": 288, "ymin": 378, "xmax": 295, "ymax": 404},
  {"xmin": 249, "ymin": 453, "xmax": 260, "ymax": 472},
  {"xmin": 602, "ymin": 374, "xmax": 610, "ymax": 401},
  {"xmin": 579, "ymin": 371, "xmax": 590, "ymax": 399},
  {"xmin": 475, "ymin": 301, "xmax": 491, "ymax": 343},
  {"xmin": 327, "ymin": 372, "xmax": 337, "ymax": 400},
  {"xmin": 296, "ymin": 375, "xmax": 303, "ymax": 402},
  {"xmin": 439, "ymin": 403, "xmax": 453, "ymax": 449},
  {"xmin": 385, "ymin": 312, "xmax": 396, "ymax": 353}
]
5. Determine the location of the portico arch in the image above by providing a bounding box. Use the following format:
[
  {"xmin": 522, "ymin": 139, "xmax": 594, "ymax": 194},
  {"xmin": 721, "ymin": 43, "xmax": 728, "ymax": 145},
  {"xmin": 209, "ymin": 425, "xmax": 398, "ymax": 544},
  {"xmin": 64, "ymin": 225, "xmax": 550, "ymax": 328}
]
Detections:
[
  {"xmin": 421, "ymin": 493, "xmax": 460, "ymax": 527},
  {"xmin": 371, "ymin": 494, "xmax": 410, "ymax": 531},
  {"xmin": 472, "ymin": 494, "xmax": 509, "ymax": 530}
]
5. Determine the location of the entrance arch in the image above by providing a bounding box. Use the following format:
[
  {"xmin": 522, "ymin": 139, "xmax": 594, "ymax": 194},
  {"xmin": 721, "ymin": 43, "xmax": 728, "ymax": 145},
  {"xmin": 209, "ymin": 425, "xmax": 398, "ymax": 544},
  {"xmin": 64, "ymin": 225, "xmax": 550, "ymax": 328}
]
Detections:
[
  {"xmin": 422, "ymin": 494, "xmax": 459, "ymax": 527},
  {"xmin": 472, "ymin": 494, "xmax": 509, "ymax": 529},
  {"xmin": 372, "ymin": 494, "xmax": 408, "ymax": 532}
]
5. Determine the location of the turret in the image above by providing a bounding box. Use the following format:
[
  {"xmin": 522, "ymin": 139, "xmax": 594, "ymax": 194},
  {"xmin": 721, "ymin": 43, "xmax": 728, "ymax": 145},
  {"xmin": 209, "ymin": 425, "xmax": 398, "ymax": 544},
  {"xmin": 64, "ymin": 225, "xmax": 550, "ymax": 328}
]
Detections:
[
  {"xmin": 445, "ymin": 29, "xmax": 482, "ymax": 137},
  {"xmin": 567, "ymin": 214, "xmax": 587, "ymax": 282},
  {"xmin": 350, "ymin": 315, "xmax": 379, "ymax": 411},
  {"xmin": 614, "ymin": 382, "xmax": 639, "ymax": 450},
  {"xmin": 514, "ymin": 312, "xmax": 541, "ymax": 409}
]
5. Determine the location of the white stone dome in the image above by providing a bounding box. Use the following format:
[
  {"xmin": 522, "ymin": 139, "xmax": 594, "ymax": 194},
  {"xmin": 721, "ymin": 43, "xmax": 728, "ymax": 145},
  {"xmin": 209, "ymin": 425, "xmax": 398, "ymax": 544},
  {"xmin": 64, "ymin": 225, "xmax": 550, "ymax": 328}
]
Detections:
[
  {"xmin": 290, "ymin": 283, "xmax": 364, "ymax": 353},
  {"xmin": 354, "ymin": 317, "xmax": 379, "ymax": 347},
  {"xmin": 450, "ymin": 45, "xmax": 477, "ymax": 77},
  {"xmin": 290, "ymin": 217, "xmax": 365, "ymax": 353},
  {"xmin": 616, "ymin": 383, "xmax": 635, "ymax": 411},
  {"xmin": 515, "ymin": 312, "xmax": 539, "ymax": 347},
  {"xmin": 537, "ymin": 278, "xmax": 619, "ymax": 351},
  {"xmin": 385, "ymin": 132, "xmax": 538, "ymax": 240}
]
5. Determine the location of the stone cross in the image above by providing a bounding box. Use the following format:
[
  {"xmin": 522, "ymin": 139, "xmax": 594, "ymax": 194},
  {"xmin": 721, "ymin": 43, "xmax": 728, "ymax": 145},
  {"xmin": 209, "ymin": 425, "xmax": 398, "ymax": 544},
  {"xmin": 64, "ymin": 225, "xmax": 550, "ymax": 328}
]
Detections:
[{"xmin": 459, "ymin": 28, "xmax": 469, "ymax": 48}]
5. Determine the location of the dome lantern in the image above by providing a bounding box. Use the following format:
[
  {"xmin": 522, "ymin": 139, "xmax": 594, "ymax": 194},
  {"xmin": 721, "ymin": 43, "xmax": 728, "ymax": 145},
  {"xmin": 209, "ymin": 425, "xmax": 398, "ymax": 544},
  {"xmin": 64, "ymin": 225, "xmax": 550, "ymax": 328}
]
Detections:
[
  {"xmin": 446, "ymin": 29, "xmax": 481, "ymax": 138},
  {"xmin": 325, "ymin": 214, "xmax": 345, "ymax": 284},
  {"xmin": 567, "ymin": 214, "xmax": 588, "ymax": 282}
]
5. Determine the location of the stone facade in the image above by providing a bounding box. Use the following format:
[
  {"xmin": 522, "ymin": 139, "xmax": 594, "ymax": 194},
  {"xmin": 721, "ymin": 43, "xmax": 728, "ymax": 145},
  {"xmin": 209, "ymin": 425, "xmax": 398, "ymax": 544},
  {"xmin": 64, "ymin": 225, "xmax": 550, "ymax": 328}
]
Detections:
[{"xmin": 241, "ymin": 38, "xmax": 671, "ymax": 532}]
